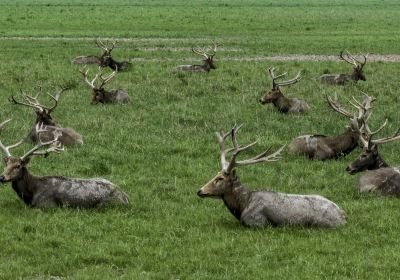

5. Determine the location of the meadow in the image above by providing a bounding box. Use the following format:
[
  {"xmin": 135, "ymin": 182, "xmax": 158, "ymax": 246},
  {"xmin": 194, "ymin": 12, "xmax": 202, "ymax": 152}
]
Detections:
[{"xmin": 0, "ymin": 0, "xmax": 400, "ymax": 279}]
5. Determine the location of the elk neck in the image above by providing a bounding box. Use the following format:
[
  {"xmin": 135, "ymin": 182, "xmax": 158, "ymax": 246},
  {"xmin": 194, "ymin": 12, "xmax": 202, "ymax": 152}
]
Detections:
[
  {"xmin": 370, "ymin": 153, "xmax": 389, "ymax": 170},
  {"xmin": 11, "ymin": 167, "xmax": 40, "ymax": 205},
  {"xmin": 272, "ymin": 93, "xmax": 290, "ymax": 112},
  {"xmin": 327, "ymin": 127, "xmax": 359, "ymax": 154},
  {"xmin": 222, "ymin": 177, "xmax": 250, "ymax": 221}
]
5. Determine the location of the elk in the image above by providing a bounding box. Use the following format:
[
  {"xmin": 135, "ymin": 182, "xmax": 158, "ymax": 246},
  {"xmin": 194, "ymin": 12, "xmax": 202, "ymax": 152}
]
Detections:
[
  {"xmin": 259, "ymin": 67, "xmax": 309, "ymax": 113},
  {"xmin": 9, "ymin": 88, "xmax": 83, "ymax": 146},
  {"xmin": 0, "ymin": 120, "xmax": 129, "ymax": 208},
  {"xmin": 80, "ymin": 65, "xmax": 131, "ymax": 104},
  {"xmin": 197, "ymin": 125, "xmax": 346, "ymax": 228},
  {"xmin": 175, "ymin": 44, "xmax": 218, "ymax": 73},
  {"xmin": 320, "ymin": 50, "xmax": 367, "ymax": 85},
  {"xmin": 288, "ymin": 93, "xmax": 374, "ymax": 160},
  {"xmin": 72, "ymin": 39, "xmax": 131, "ymax": 71},
  {"xmin": 345, "ymin": 111, "xmax": 400, "ymax": 196}
]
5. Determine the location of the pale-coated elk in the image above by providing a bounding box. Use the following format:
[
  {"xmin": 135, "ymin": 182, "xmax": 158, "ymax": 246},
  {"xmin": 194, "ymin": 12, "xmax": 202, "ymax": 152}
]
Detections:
[
  {"xmin": 288, "ymin": 93, "xmax": 374, "ymax": 160},
  {"xmin": 345, "ymin": 110, "xmax": 400, "ymax": 196},
  {"xmin": 9, "ymin": 88, "xmax": 83, "ymax": 146},
  {"xmin": 72, "ymin": 39, "xmax": 131, "ymax": 71},
  {"xmin": 259, "ymin": 67, "xmax": 309, "ymax": 113},
  {"xmin": 0, "ymin": 120, "xmax": 129, "ymax": 208},
  {"xmin": 80, "ymin": 65, "xmax": 131, "ymax": 104},
  {"xmin": 320, "ymin": 50, "xmax": 367, "ymax": 85},
  {"xmin": 197, "ymin": 125, "xmax": 346, "ymax": 228},
  {"xmin": 175, "ymin": 44, "xmax": 218, "ymax": 73}
]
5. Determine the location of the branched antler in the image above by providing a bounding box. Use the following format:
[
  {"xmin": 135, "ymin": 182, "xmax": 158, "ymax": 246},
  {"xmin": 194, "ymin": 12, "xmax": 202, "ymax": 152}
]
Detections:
[
  {"xmin": 20, "ymin": 124, "xmax": 64, "ymax": 161},
  {"xmin": 339, "ymin": 50, "xmax": 368, "ymax": 68},
  {"xmin": 80, "ymin": 65, "xmax": 117, "ymax": 90},
  {"xmin": 268, "ymin": 67, "xmax": 301, "ymax": 89},
  {"xmin": 0, "ymin": 119, "xmax": 24, "ymax": 157},
  {"xmin": 217, "ymin": 124, "xmax": 285, "ymax": 173}
]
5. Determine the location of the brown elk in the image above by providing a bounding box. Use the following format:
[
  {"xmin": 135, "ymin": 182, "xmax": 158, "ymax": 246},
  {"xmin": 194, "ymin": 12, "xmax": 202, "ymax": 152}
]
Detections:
[
  {"xmin": 175, "ymin": 44, "xmax": 218, "ymax": 73},
  {"xmin": 0, "ymin": 120, "xmax": 129, "ymax": 208},
  {"xmin": 80, "ymin": 66, "xmax": 131, "ymax": 104},
  {"xmin": 197, "ymin": 125, "xmax": 346, "ymax": 228},
  {"xmin": 288, "ymin": 93, "xmax": 374, "ymax": 160},
  {"xmin": 320, "ymin": 50, "xmax": 367, "ymax": 85},
  {"xmin": 259, "ymin": 67, "xmax": 309, "ymax": 113},
  {"xmin": 345, "ymin": 111, "xmax": 400, "ymax": 196},
  {"xmin": 72, "ymin": 39, "xmax": 131, "ymax": 71},
  {"xmin": 9, "ymin": 88, "xmax": 83, "ymax": 146}
]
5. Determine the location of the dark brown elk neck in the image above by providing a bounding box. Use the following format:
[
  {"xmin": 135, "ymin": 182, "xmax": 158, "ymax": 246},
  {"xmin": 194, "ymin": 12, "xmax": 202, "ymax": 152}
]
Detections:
[
  {"xmin": 272, "ymin": 94, "xmax": 290, "ymax": 112},
  {"xmin": 325, "ymin": 128, "xmax": 359, "ymax": 155},
  {"xmin": 11, "ymin": 167, "xmax": 40, "ymax": 205},
  {"xmin": 222, "ymin": 179, "xmax": 251, "ymax": 221},
  {"xmin": 371, "ymin": 154, "xmax": 389, "ymax": 170}
]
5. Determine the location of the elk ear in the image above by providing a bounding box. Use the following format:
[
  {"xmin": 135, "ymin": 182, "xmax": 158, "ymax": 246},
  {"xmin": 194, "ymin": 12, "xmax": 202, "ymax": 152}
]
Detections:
[
  {"xmin": 3, "ymin": 157, "xmax": 9, "ymax": 164},
  {"xmin": 21, "ymin": 157, "xmax": 31, "ymax": 166}
]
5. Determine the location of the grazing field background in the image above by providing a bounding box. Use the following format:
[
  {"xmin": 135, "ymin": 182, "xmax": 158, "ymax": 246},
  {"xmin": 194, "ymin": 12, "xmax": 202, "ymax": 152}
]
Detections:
[{"xmin": 0, "ymin": 0, "xmax": 400, "ymax": 279}]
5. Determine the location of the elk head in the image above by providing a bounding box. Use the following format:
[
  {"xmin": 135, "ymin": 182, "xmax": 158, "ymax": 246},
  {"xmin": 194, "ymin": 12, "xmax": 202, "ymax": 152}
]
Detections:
[
  {"xmin": 9, "ymin": 87, "xmax": 67, "ymax": 126},
  {"xmin": 197, "ymin": 124, "xmax": 284, "ymax": 198},
  {"xmin": 259, "ymin": 67, "xmax": 301, "ymax": 104},
  {"xmin": 192, "ymin": 43, "xmax": 218, "ymax": 70},
  {"xmin": 346, "ymin": 115, "xmax": 400, "ymax": 174},
  {"xmin": 339, "ymin": 50, "xmax": 367, "ymax": 81},
  {"xmin": 0, "ymin": 120, "xmax": 63, "ymax": 183},
  {"xmin": 80, "ymin": 65, "xmax": 117, "ymax": 104},
  {"xmin": 96, "ymin": 39, "xmax": 117, "ymax": 67}
]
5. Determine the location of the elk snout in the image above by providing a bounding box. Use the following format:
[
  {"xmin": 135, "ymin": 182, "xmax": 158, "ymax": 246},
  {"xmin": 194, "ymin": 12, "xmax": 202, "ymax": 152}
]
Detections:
[
  {"xmin": 197, "ymin": 190, "xmax": 207, "ymax": 197},
  {"xmin": 345, "ymin": 165, "xmax": 358, "ymax": 175},
  {"xmin": 0, "ymin": 175, "xmax": 6, "ymax": 182}
]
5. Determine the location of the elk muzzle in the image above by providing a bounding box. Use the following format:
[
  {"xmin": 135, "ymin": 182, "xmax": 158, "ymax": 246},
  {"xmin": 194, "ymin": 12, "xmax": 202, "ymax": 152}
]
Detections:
[
  {"xmin": 345, "ymin": 165, "xmax": 359, "ymax": 175},
  {"xmin": 0, "ymin": 175, "xmax": 5, "ymax": 182}
]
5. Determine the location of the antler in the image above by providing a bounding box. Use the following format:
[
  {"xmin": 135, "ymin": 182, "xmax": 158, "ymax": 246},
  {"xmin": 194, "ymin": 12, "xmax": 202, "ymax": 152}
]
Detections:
[
  {"xmin": 96, "ymin": 39, "xmax": 117, "ymax": 53},
  {"xmin": 327, "ymin": 93, "xmax": 374, "ymax": 121},
  {"xmin": 20, "ymin": 124, "xmax": 64, "ymax": 161},
  {"xmin": 9, "ymin": 87, "xmax": 66, "ymax": 113},
  {"xmin": 268, "ymin": 67, "xmax": 301, "ymax": 89},
  {"xmin": 216, "ymin": 124, "xmax": 285, "ymax": 173},
  {"xmin": 192, "ymin": 43, "xmax": 219, "ymax": 59},
  {"xmin": 0, "ymin": 119, "xmax": 24, "ymax": 158},
  {"xmin": 339, "ymin": 50, "xmax": 368, "ymax": 68},
  {"xmin": 80, "ymin": 66, "xmax": 117, "ymax": 90}
]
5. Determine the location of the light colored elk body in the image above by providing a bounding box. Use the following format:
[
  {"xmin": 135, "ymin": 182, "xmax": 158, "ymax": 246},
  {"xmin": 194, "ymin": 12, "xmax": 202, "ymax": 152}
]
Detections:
[
  {"xmin": 0, "ymin": 120, "xmax": 129, "ymax": 208},
  {"xmin": 320, "ymin": 50, "xmax": 367, "ymax": 85},
  {"xmin": 259, "ymin": 67, "xmax": 309, "ymax": 113},
  {"xmin": 80, "ymin": 66, "xmax": 131, "ymax": 104},
  {"xmin": 72, "ymin": 39, "xmax": 131, "ymax": 71},
  {"xmin": 288, "ymin": 94, "xmax": 374, "ymax": 160},
  {"xmin": 175, "ymin": 45, "xmax": 217, "ymax": 73},
  {"xmin": 345, "ymin": 106, "xmax": 400, "ymax": 196},
  {"xmin": 197, "ymin": 125, "xmax": 346, "ymax": 228},
  {"xmin": 10, "ymin": 89, "xmax": 83, "ymax": 146}
]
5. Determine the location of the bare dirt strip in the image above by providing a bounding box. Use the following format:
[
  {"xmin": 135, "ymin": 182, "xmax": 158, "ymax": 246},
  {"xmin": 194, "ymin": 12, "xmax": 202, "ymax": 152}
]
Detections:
[{"xmin": 1, "ymin": 36, "xmax": 400, "ymax": 62}]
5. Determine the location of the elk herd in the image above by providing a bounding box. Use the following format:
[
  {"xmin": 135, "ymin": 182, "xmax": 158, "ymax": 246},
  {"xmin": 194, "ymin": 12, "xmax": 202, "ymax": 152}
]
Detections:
[{"xmin": 1, "ymin": 40, "xmax": 399, "ymax": 230}]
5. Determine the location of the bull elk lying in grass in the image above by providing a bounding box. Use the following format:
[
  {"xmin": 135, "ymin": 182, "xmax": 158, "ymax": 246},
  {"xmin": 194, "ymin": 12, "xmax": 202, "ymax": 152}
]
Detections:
[
  {"xmin": 72, "ymin": 39, "xmax": 131, "ymax": 71},
  {"xmin": 288, "ymin": 93, "xmax": 374, "ymax": 160},
  {"xmin": 197, "ymin": 125, "xmax": 347, "ymax": 228},
  {"xmin": 346, "ymin": 108, "xmax": 400, "ymax": 196},
  {"xmin": 320, "ymin": 50, "xmax": 367, "ymax": 85},
  {"xmin": 259, "ymin": 67, "xmax": 309, "ymax": 113},
  {"xmin": 9, "ymin": 87, "xmax": 83, "ymax": 146},
  {"xmin": 175, "ymin": 44, "xmax": 218, "ymax": 73},
  {"xmin": 0, "ymin": 120, "xmax": 129, "ymax": 208},
  {"xmin": 80, "ymin": 65, "xmax": 131, "ymax": 104}
]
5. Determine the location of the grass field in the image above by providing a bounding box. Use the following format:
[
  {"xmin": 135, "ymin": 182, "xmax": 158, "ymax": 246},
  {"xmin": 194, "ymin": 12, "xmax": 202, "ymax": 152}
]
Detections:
[{"xmin": 1, "ymin": 1, "xmax": 400, "ymax": 279}]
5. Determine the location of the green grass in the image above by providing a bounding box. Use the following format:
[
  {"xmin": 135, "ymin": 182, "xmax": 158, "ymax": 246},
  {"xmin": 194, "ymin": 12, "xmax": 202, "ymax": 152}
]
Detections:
[{"xmin": 1, "ymin": 1, "xmax": 400, "ymax": 279}]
